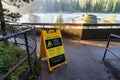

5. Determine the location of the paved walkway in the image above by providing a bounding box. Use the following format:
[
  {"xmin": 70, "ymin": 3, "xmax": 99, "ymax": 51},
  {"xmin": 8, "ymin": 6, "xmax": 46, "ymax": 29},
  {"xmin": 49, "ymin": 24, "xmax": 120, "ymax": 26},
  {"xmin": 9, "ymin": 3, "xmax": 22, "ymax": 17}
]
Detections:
[{"xmin": 37, "ymin": 39, "xmax": 119, "ymax": 80}]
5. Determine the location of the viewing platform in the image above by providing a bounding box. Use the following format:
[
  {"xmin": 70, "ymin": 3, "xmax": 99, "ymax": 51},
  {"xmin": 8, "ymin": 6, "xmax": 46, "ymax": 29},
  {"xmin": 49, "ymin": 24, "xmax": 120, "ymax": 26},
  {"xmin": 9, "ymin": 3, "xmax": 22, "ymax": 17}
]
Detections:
[
  {"xmin": 37, "ymin": 39, "xmax": 120, "ymax": 80},
  {"xmin": 1, "ymin": 23, "xmax": 120, "ymax": 80}
]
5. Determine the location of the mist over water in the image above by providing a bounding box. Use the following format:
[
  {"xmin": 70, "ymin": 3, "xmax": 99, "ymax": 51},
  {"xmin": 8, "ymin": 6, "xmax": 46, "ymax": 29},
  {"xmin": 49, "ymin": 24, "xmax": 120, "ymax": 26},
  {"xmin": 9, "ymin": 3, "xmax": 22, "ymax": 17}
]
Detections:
[
  {"xmin": 19, "ymin": 13, "xmax": 120, "ymax": 23},
  {"xmin": 2, "ymin": 0, "xmax": 120, "ymax": 23}
]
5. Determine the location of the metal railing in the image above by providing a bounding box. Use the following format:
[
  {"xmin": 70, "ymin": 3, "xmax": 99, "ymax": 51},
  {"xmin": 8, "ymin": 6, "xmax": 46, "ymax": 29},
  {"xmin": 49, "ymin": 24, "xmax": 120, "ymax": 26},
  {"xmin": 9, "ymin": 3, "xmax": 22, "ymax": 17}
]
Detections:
[
  {"xmin": 22, "ymin": 23, "xmax": 120, "ymax": 29},
  {"xmin": 21, "ymin": 23, "xmax": 120, "ymax": 40},
  {"xmin": 1, "ymin": 23, "xmax": 120, "ymax": 79},
  {"xmin": 0, "ymin": 27, "xmax": 37, "ymax": 80},
  {"xmin": 103, "ymin": 34, "xmax": 120, "ymax": 61}
]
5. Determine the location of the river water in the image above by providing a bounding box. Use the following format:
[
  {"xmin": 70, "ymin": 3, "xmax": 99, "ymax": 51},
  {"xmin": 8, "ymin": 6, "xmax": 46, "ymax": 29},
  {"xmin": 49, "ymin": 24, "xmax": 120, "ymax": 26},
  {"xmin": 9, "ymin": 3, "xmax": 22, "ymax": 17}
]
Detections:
[{"xmin": 19, "ymin": 13, "xmax": 120, "ymax": 23}]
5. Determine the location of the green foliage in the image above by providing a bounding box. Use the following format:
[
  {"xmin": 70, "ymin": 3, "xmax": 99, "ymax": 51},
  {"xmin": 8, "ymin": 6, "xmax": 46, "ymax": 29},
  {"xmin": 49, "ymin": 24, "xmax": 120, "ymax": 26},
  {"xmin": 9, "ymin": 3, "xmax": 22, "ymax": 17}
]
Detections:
[
  {"xmin": 100, "ymin": 19, "xmax": 109, "ymax": 23},
  {"xmin": 22, "ymin": 0, "xmax": 34, "ymax": 3},
  {"xmin": 56, "ymin": 10, "xmax": 64, "ymax": 23},
  {"xmin": 100, "ymin": 14, "xmax": 116, "ymax": 23},
  {"xmin": 6, "ymin": 12, "xmax": 22, "ymax": 22},
  {"xmin": 0, "ymin": 42, "xmax": 27, "ymax": 79},
  {"xmin": 8, "ymin": 63, "xmax": 28, "ymax": 80},
  {"xmin": 112, "ymin": 1, "xmax": 117, "ymax": 12},
  {"xmin": 28, "ymin": 58, "xmax": 41, "ymax": 80},
  {"xmin": 0, "ymin": 8, "xmax": 21, "ymax": 22},
  {"xmin": 84, "ymin": 14, "xmax": 90, "ymax": 23},
  {"xmin": 0, "ymin": 8, "xmax": 6, "ymax": 22},
  {"xmin": 93, "ymin": 0, "xmax": 103, "ymax": 12},
  {"xmin": 108, "ymin": 14, "xmax": 116, "ymax": 23},
  {"xmin": 56, "ymin": 10, "xmax": 64, "ymax": 28},
  {"xmin": 32, "ymin": 0, "xmax": 120, "ymax": 13}
]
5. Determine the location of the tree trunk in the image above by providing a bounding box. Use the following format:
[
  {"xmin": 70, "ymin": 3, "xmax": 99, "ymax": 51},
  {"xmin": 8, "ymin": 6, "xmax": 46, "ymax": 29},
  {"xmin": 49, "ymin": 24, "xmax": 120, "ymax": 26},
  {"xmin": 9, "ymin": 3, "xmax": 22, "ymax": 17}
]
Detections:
[{"xmin": 0, "ymin": 0, "xmax": 6, "ymax": 36}]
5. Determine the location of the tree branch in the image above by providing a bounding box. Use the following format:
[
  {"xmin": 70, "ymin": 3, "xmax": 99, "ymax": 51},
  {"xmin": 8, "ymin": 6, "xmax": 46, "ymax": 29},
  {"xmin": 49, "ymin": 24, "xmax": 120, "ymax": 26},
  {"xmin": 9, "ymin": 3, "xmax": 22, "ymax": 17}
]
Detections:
[{"xmin": 2, "ymin": 0, "xmax": 14, "ymax": 6}]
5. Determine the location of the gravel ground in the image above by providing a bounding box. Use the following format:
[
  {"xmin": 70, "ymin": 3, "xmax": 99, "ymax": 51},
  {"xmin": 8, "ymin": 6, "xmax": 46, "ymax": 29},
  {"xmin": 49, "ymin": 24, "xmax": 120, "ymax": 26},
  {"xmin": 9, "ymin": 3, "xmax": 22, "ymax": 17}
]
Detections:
[{"xmin": 37, "ymin": 39, "xmax": 119, "ymax": 80}]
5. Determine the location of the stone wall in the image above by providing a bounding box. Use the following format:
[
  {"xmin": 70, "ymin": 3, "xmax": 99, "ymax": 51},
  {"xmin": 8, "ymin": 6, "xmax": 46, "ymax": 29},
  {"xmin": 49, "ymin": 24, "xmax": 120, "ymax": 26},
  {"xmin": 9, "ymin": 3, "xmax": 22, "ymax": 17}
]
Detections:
[
  {"xmin": 37, "ymin": 28, "xmax": 120, "ymax": 40},
  {"xmin": 61, "ymin": 29, "xmax": 120, "ymax": 40}
]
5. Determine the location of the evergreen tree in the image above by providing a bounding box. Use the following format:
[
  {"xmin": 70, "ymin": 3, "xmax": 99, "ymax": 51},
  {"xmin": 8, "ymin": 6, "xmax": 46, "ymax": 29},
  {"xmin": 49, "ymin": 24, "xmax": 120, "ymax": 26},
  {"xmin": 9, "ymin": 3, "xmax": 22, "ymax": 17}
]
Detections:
[
  {"xmin": 100, "ymin": 14, "xmax": 116, "ymax": 23},
  {"xmin": 56, "ymin": 10, "xmax": 64, "ymax": 28},
  {"xmin": 22, "ymin": 0, "xmax": 120, "ymax": 13},
  {"xmin": 105, "ymin": 1, "xmax": 109, "ymax": 12},
  {"xmin": 0, "ymin": 0, "xmax": 34, "ymax": 36},
  {"xmin": 115, "ymin": 0, "xmax": 120, "ymax": 12},
  {"xmin": 84, "ymin": 14, "xmax": 90, "ymax": 23},
  {"xmin": 108, "ymin": 14, "xmax": 116, "ymax": 23},
  {"xmin": 104, "ymin": 0, "xmax": 113, "ymax": 12},
  {"xmin": 0, "ymin": 0, "xmax": 6, "ymax": 36},
  {"xmin": 86, "ymin": 0, "xmax": 92, "ymax": 12},
  {"xmin": 56, "ymin": 10, "xmax": 64, "ymax": 23},
  {"xmin": 112, "ymin": 0, "xmax": 117, "ymax": 12}
]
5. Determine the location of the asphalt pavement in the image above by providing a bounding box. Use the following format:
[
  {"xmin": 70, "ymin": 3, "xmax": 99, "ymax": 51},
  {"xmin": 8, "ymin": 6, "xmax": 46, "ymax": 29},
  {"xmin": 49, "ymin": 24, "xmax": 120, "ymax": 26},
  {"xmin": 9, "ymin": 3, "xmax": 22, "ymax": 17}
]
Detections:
[{"xmin": 37, "ymin": 39, "xmax": 119, "ymax": 80}]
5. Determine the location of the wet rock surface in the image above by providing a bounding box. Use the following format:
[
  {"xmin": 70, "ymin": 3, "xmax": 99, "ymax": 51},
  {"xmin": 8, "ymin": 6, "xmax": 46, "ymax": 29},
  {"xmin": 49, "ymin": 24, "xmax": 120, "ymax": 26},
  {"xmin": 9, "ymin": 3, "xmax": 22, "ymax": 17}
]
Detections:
[{"xmin": 104, "ymin": 59, "xmax": 120, "ymax": 80}]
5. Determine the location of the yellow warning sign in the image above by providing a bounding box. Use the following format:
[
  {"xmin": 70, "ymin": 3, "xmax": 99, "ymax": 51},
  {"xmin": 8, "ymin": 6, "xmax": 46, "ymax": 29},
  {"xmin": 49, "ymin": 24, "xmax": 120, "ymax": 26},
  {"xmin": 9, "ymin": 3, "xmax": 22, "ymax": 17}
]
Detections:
[{"xmin": 40, "ymin": 30, "xmax": 67, "ymax": 71}]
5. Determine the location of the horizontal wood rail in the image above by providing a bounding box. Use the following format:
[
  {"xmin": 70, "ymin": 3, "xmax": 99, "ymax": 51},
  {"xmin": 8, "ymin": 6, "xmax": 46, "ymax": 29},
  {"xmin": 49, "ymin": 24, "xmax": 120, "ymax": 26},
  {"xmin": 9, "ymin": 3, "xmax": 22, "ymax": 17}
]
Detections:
[{"xmin": 21, "ymin": 23, "xmax": 120, "ymax": 27}]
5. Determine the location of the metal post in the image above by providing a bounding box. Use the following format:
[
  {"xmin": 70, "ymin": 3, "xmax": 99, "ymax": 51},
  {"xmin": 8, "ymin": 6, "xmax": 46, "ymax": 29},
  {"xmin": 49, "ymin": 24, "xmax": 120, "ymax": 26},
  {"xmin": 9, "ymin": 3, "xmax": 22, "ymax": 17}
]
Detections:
[
  {"xmin": 103, "ymin": 34, "xmax": 111, "ymax": 61},
  {"xmin": 24, "ymin": 33, "xmax": 32, "ymax": 72},
  {"xmin": 33, "ymin": 26, "xmax": 37, "ymax": 60},
  {"xmin": 11, "ymin": 26, "xmax": 17, "ymax": 44},
  {"xmin": 87, "ymin": 26, "xmax": 89, "ymax": 29}
]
